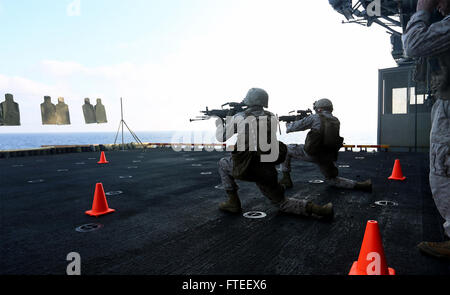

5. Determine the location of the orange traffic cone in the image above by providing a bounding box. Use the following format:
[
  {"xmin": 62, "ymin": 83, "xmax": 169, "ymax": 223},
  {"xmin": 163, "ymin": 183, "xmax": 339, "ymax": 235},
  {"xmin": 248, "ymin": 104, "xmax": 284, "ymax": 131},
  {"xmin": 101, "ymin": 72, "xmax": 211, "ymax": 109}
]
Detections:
[
  {"xmin": 97, "ymin": 151, "xmax": 109, "ymax": 164},
  {"xmin": 349, "ymin": 220, "xmax": 395, "ymax": 275},
  {"xmin": 85, "ymin": 183, "xmax": 115, "ymax": 217},
  {"xmin": 388, "ymin": 159, "xmax": 406, "ymax": 181}
]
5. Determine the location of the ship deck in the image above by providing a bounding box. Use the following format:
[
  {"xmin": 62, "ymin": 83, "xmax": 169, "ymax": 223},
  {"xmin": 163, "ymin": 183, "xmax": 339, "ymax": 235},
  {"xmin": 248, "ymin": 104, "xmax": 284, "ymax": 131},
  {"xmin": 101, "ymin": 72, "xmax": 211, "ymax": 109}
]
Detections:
[{"xmin": 0, "ymin": 148, "xmax": 449, "ymax": 275}]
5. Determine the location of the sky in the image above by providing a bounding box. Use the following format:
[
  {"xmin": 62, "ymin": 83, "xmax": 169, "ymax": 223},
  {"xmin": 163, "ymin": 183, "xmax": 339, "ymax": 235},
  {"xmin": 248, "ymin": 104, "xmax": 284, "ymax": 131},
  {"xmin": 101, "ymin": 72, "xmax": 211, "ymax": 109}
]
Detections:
[{"xmin": 0, "ymin": 0, "xmax": 397, "ymax": 143}]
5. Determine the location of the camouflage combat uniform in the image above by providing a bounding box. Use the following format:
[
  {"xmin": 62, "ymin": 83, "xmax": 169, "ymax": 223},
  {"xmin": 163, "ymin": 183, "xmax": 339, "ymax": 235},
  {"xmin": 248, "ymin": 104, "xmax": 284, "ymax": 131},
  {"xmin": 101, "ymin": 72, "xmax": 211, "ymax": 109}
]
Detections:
[
  {"xmin": 403, "ymin": 10, "xmax": 450, "ymax": 237},
  {"xmin": 281, "ymin": 111, "xmax": 357, "ymax": 189},
  {"xmin": 217, "ymin": 106, "xmax": 310, "ymax": 216}
]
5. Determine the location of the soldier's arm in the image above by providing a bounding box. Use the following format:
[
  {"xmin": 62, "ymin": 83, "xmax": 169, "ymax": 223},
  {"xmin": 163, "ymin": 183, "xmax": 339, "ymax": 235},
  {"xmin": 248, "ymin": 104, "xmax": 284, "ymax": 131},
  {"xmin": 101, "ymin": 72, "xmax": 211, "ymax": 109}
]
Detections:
[
  {"xmin": 402, "ymin": 10, "xmax": 450, "ymax": 58},
  {"xmin": 286, "ymin": 115, "xmax": 314, "ymax": 133}
]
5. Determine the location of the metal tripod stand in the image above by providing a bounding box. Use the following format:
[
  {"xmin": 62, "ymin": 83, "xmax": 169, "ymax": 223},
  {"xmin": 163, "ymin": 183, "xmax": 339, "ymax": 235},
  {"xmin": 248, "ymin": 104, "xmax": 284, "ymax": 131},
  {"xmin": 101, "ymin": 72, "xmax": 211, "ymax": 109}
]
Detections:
[{"xmin": 114, "ymin": 97, "xmax": 146, "ymax": 151}]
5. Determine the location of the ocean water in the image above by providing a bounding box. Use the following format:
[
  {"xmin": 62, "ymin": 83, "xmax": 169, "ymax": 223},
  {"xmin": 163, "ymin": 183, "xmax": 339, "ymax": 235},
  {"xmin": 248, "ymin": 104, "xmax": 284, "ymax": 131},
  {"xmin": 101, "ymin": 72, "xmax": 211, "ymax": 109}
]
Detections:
[
  {"xmin": 0, "ymin": 130, "xmax": 376, "ymax": 151},
  {"xmin": 0, "ymin": 131, "xmax": 197, "ymax": 150}
]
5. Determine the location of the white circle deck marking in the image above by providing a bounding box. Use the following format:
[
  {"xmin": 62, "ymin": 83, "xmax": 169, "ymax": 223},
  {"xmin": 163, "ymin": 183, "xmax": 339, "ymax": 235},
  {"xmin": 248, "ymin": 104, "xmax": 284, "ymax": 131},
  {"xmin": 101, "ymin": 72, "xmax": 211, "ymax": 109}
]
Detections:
[
  {"xmin": 309, "ymin": 180, "xmax": 324, "ymax": 184},
  {"xmin": 243, "ymin": 211, "xmax": 267, "ymax": 219},
  {"xmin": 339, "ymin": 165, "xmax": 350, "ymax": 168},
  {"xmin": 76, "ymin": 223, "xmax": 103, "ymax": 233},
  {"xmin": 106, "ymin": 191, "xmax": 123, "ymax": 196},
  {"xmin": 28, "ymin": 179, "xmax": 44, "ymax": 184},
  {"xmin": 374, "ymin": 200, "xmax": 398, "ymax": 207},
  {"xmin": 201, "ymin": 172, "xmax": 212, "ymax": 175}
]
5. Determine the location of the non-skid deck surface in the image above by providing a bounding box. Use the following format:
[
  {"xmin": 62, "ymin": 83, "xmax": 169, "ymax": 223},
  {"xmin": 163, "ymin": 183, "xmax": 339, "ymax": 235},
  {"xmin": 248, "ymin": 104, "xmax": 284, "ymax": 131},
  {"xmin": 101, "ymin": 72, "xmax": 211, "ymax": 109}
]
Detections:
[{"xmin": 0, "ymin": 149, "xmax": 448, "ymax": 275}]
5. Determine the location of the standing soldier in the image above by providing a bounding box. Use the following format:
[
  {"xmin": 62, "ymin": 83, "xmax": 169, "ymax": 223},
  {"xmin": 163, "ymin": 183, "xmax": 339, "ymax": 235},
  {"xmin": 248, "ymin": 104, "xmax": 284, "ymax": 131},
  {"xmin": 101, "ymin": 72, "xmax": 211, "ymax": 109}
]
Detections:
[
  {"xmin": 279, "ymin": 99, "xmax": 372, "ymax": 191},
  {"xmin": 403, "ymin": 0, "xmax": 450, "ymax": 259},
  {"xmin": 216, "ymin": 88, "xmax": 334, "ymax": 219}
]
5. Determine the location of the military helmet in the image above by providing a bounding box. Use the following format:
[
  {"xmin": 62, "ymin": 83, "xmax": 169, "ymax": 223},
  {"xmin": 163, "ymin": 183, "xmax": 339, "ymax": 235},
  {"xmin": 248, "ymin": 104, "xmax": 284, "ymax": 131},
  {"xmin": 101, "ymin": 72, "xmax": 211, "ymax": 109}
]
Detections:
[
  {"xmin": 313, "ymin": 98, "xmax": 333, "ymax": 112},
  {"xmin": 243, "ymin": 88, "xmax": 269, "ymax": 108}
]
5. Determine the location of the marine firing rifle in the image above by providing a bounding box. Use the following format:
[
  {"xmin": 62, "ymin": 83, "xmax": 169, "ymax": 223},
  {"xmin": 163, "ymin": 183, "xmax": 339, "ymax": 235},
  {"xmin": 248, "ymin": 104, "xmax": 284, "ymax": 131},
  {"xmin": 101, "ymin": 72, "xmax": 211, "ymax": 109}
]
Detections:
[
  {"xmin": 189, "ymin": 102, "xmax": 247, "ymax": 122},
  {"xmin": 278, "ymin": 109, "xmax": 313, "ymax": 124}
]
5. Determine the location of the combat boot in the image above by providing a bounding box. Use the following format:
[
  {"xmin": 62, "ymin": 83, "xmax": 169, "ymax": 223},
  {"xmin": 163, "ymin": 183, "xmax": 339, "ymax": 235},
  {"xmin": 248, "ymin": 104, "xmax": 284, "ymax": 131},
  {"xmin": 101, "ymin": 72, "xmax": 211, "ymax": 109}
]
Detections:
[
  {"xmin": 279, "ymin": 172, "xmax": 293, "ymax": 189},
  {"xmin": 417, "ymin": 240, "xmax": 450, "ymax": 260},
  {"xmin": 219, "ymin": 190, "xmax": 242, "ymax": 214},
  {"xmin": 306, "ymin": 202, "xmax": 334, "ymax": 219},
  {"xmin": 355, "ymin": 179, "xmax": 372, "ymax": 192}
]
